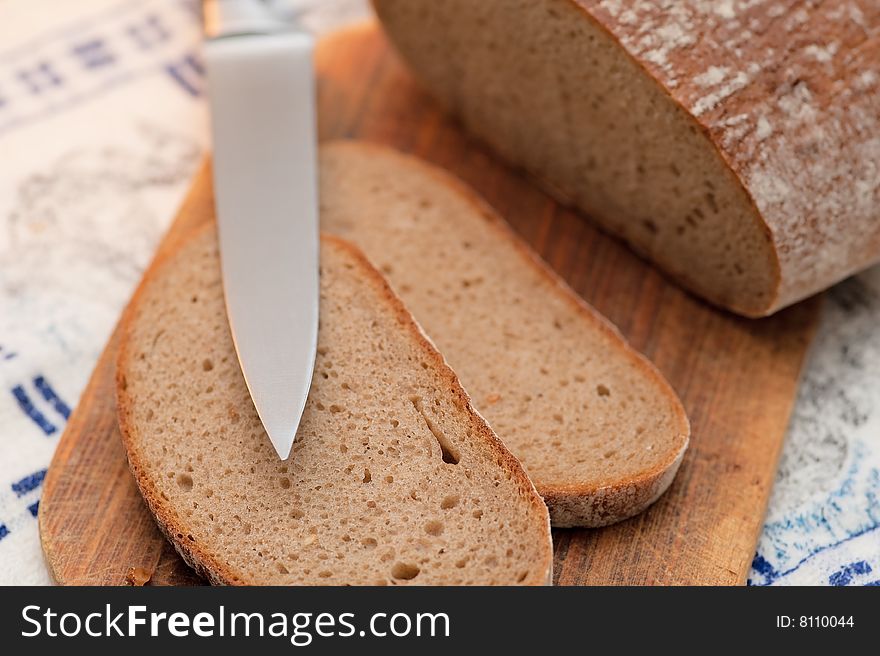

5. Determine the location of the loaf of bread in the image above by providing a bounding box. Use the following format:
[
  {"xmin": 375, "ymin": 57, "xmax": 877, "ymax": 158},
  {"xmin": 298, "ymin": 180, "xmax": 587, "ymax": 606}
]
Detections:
[
  {"xmin": 372, "ymin": 0, "xmax": 880, "ymax": 317},
  {"xmin": 116, "ymin": 227, "xmax": 553, "ymax": 585},
  {"xmin": 321, "ymin": 141, "xmax": 689, "ymax": 527}
]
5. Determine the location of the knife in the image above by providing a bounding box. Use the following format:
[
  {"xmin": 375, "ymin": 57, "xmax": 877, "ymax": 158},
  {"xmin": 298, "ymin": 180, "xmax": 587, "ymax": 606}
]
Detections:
[{"xmin": 203, "ymin": 0, "xmax": 319, "ymax": 460}]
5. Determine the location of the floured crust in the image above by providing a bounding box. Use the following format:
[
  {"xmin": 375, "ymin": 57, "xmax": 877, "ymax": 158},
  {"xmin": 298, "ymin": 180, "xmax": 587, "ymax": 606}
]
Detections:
[
  {"xmin": 321, "ymin": 140, "xmax": 690, "ymax": 527},
  {"xmin": 116, "ymin": 225, "xmax": 553, "ymax": 586}
]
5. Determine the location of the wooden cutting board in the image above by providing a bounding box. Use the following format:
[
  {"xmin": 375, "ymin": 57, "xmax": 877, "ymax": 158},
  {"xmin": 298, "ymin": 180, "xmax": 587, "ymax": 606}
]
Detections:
[{"xmin": 39, "ymin": 22, "xmax": 821, "ymax": 586}]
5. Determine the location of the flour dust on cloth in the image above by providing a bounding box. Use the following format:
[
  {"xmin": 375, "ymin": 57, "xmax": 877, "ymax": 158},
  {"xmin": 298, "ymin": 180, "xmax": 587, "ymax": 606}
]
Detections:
[{"xmin": 0, "ymin": 0, "xmax": 876, "ymax": 586}]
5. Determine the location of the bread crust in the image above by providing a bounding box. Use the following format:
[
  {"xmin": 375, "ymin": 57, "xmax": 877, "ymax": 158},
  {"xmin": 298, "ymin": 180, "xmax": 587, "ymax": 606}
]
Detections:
[
  {"xmin": 116, "ymin": 225, "xmax": 553, "ymax": 586},
  {"xmin": 323, "ymin": 140, "xmax": 690, "ymax": 528}
]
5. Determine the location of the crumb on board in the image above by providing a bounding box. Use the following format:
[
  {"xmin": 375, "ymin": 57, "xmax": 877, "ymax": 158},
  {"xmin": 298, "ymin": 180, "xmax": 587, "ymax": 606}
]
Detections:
[{"xmin": 124, "ymin": 566, "xmax": 153, "ymax": 586}]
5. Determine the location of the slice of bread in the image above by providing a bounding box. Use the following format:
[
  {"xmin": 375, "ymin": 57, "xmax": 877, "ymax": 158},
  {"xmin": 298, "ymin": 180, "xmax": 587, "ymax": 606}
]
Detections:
[
  {"xmin": 321, "ymin": 141, "xmax": 690, "ymax": 527},
  {"xmin": 116, "ymin": 226, "xmax": 553, "ymax": 585}
]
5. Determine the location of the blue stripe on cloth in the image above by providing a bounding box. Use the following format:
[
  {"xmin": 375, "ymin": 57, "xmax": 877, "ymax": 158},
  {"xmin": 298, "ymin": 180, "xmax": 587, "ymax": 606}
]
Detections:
[
  {"xmin": 752, "ymin": 523, "xmax": 880, "ymax": 585},
  {"xmin": 16, "ymin": 60, "xmax": 64, "ymax": 94},
  {"xmin": 0, "ymin": 0, "xmax": 203, "ymax": 136},
  {"xmin": 71, "ymin": 38, "xmax": 117, "ymax": 70},
  {"xmin": 183, "ymin": 52, "xmax": 203, "ymax": 75},
  {"xmin": 164, "ymin": 52, "xmax": 203, "ymax": 97},
  {"xmin": 749, "ymin": 553, "xmax": 777, "ymax": 585},
  {"xmin": 829, "ymin": 560, "xmax": 873, "ymax": 586},
  {"xmin": 28, "ymin": 501, "xmax": 40, "ymax": 518},
  {"xmin": 12, "ymin": 469, "xmax": 46, "ymax": 497},
  {"xmin": 0, "ymin": 66, "xmax": 166, "ymax": 137},
  {"xmin": 11, "ymin": 386, "xmax": 56, "ymax": 435},
  {"xmin": 0, "ymin": 524, "xmax": 9, "ymax": 541},
  {"xmin": 164, "ymin": 62, "xmax": 198, "ymax": 96},
  {"xmin": 33, "ymin": 375, "xmax": 71, "ymax": 419}
]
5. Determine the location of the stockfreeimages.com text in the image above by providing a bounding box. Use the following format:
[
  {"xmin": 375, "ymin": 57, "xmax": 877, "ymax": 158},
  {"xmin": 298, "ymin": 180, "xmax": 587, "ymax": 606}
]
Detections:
[{"xmin": 21, "ymin": 605, "xmax": 450, "ymax": 646}]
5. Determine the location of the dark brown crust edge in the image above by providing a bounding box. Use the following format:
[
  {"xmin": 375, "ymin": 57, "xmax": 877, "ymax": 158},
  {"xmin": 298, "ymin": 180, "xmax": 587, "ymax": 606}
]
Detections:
[
  {"xmin": 115, "ymin": 224, "xmax": 554, "ymax": 586},
  {"xmin": 322, "ymin": 139, "xmax": 691, "ymax": 528}
]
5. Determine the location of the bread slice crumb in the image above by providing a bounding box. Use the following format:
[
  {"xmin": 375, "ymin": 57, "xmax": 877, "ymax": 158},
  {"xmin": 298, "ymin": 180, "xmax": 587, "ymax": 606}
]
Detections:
[
  {"xmin": 320, "ymin": 140, "xmax": 690, "ymax": 527},
  {"xmin": 116, "ymin": 227, "xmax": 553, "ymax": 585}
]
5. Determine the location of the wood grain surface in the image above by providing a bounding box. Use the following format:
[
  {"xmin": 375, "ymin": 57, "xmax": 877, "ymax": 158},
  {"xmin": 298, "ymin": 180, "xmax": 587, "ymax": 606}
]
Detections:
[{"xmin": 39, "ymin": 22, "xmax": 821, "ymax": 586}]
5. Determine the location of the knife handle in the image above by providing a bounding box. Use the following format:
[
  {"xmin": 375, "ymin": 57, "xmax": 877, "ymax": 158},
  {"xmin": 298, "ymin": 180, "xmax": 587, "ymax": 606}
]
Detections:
[{"xmin": 203, "ymin": 0, "xmax": 288, "ymax": 40}]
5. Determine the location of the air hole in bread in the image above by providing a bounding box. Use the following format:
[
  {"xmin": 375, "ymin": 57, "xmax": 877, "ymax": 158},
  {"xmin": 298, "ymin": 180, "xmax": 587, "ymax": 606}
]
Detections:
[
  {"xmin": 202, "ymin": 358, "xmax": 213, "ymax": 371},
  {"xmin": 279, "ymin": 477, "xmax": 291, "ymax": 489},
  {"xmin": 362, "ymin": 468, "xmax": 372, "ymax": 483},
  {"xmin": 391, "ymin": 562, "xmax": 420, "ymax": 580},
  {"xmin": 362, "ymin": 537, "xmax": 378, "ymax": 549},
  {"xmin": 176, "ymin": 473, "xmax": 193, "ymax": 491},
  {"xmin": 596, "ymin": 384, "xmax": 610, "ymax": 397},
  {"xmin": 410, "ymin": 396, "xmax": 460, "ymax": 464},
  {"xmin": 440, "ymin": 495, "xmax": 459, "ymax": 510},
  {"xmin": 705, "ymin": 192, "xmax": 719, "ymax": 213},
  {"xmin": 425, "ymin": 520, "xmax": 444, "ymax": 536}
]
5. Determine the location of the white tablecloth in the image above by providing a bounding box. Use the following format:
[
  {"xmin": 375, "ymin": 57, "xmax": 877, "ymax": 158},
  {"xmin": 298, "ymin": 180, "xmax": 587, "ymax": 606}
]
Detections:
[{"xmin": 0, "ymin": 0, "xmax": 876, "ymax": 586}]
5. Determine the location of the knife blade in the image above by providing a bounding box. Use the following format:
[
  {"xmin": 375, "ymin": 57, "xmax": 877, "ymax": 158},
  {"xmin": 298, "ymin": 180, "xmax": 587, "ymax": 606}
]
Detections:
[{"xmin": 203, "ymin": 0, "xmax": 318, "ymax": 460}]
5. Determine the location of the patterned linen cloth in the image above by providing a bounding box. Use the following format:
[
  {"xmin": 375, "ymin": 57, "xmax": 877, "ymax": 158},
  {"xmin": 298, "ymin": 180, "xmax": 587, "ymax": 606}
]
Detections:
[{"xmin": 0, "ymin": 0, "xmax": 876, "ymax": 586}]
